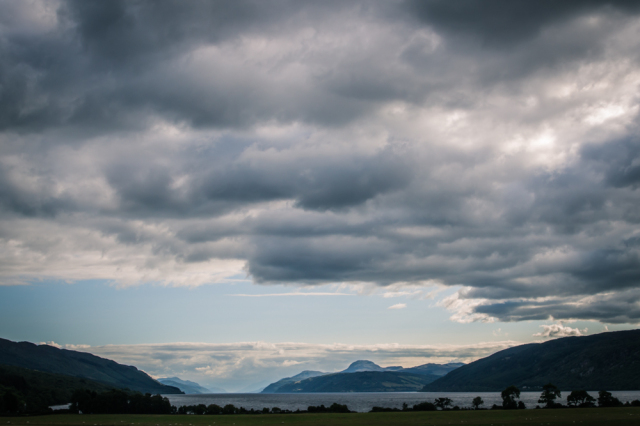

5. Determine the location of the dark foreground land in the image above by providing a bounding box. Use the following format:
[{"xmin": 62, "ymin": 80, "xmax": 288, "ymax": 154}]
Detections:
[{"xmin": 4, "ymin": 408, "xmax": 640, "ymax": 426}]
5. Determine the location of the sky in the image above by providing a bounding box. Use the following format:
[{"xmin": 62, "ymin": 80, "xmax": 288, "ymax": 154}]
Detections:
[{"xmin": 1, "ymin": 0, "xmax": 640, "ymax": 392}]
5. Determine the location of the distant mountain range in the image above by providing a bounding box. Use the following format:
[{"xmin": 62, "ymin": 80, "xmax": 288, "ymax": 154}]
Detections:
[
  {"xmin": 0, "ymin": 338, "xmax": 182, "ymax": 394},
  {"xmin": 158, "ymin": 377, "xmax": 226, "ymax": 394},
  {"xmin": 422, "ymin": 329, "xmax": 640, "ymax": 392},
  {"xmin": 262, "ymin": 360, "xmax": 464, "ymax": 393}
]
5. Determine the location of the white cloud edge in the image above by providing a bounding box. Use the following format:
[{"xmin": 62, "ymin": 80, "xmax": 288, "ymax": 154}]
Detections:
[
  {"xmin": 388, "ymin": 303, "xmax": 407, "ymax": 309},
  {"xmin": 229, "ymin": 292, "xmax": 355, "ymax": 297}
]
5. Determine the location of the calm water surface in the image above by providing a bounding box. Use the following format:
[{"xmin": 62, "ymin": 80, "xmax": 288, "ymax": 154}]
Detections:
[{"xmin": 165, "ymin": 391, "xmax": 640, "ymax": 413}]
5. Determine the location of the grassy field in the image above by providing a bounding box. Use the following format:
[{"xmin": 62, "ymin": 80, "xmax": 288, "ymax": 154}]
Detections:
[{"xmin": 3, "ymin": 408, "xmax": 640, "ymax": 426}]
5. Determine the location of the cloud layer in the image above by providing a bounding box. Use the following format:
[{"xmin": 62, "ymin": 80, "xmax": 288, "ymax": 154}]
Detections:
[{"xmin": 1, "ymin": 1, "xmax": 640, "ymax": 324}]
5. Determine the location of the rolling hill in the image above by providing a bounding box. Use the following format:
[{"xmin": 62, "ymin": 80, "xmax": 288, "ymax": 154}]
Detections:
[
  {"xmin": 422, "ymin": 329, "xmax": 640, "ymax": 392},
  {"xmin": 0, "ymin": 338, "xmax": 182, "ymax": 394}
]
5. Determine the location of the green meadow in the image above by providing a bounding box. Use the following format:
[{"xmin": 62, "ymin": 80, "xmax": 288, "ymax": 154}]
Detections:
[{"xmin": 4, "ymin": 408, "xmax": 640, "ymax": 426}]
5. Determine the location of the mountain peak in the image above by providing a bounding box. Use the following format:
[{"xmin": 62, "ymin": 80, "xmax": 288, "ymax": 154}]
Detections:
[{"xmin": 341, "ymin": 360, "xmax": 384, "ymax": 373}]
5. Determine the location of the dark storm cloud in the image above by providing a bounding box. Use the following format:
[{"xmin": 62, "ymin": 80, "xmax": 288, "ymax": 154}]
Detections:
[
  {"xmin": 66, "ymin": 0, "xmax": 321, "ymax": 65},
  {"xmin": 2, "ymin": 0, "xmax": 637, "ymax": 134},
  {"xmin": 0, "ymin": 0, "xmax": 375, "ymax": 133},
  {"xmin": 405, "ymin": 0, "xmax": 640, "ymax": 47},
  {"xmin": 582, "ymin": 136, "xmax": 640, "ymax": 189},
  {"xmin": 474, "ymin": 289, "xmax": 640, "ymax": 324},
  {"xmin": 99, "ymin": 143, "xmax": 412, "ymax": 216},
  {"xmin": 1, "ymin": 0, "xmax": 640, "ymax": 324}
]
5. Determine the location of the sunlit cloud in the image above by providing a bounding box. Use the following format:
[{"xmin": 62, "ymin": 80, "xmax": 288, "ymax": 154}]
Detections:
[
  {"xmin": 533, "ymin": 323, "xmax": 588, "ymax": 338},
  {"xmin": 388, "ymin": 303, "xmax": 407, "ymax": 310}
]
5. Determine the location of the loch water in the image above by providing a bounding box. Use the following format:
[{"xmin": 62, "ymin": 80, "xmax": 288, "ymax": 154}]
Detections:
[{"xmin": 165, "ymin": 390, "xmax": 640, "ymax": 413}]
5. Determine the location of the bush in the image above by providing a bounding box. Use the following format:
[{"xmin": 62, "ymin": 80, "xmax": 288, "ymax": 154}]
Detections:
[
  {"xmin": 206, "ymin": 403, "xmax": 223, "ymax": 414},
  {"xmin": 370, "ymin": 406, "xmax": 401, "ymax": 412},
  {"xmin": 1, "ymin": 391, "xmax": 24, "ymax": 415},
  {"xmin": 413, "ymin": 401, "xmax": 437, "ymax": 411},
  {"xmin": 71, "ymin": 389, "xmax": 172, "ymax": 415},
  {"xmin": 307, "ymin": 403, "xmax": 350, "ymax": 413},
  {"xmin": 222, "ymin": 404, "xmax": 237, "ymax": 414}
]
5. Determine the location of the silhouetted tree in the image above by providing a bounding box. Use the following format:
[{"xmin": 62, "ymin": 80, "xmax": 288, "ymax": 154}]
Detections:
[
  {"xmin": 434, "ymin": 397, "xmax": 453, "ymax": 410},
  {"xmin": 598, "ymin": 390, "xmax": 623, "ymax": 407},
  {"xmin": 472, "ymin": 396, "xmax": 484, "ymax": 410},
  {"xmin": 567, "ymin": 390, "xmax": 595, "ymax": 407},
  {"xmin": 538, "ymin": 383, "xmax": 561, "ymax": 408},
  {"xmin": 501, "ymin": 385, "xmax": 521, "ymax": 409}
]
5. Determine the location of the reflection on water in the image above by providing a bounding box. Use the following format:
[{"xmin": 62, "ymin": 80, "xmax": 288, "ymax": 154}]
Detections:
[{"xmin": 165, "ymin": 390, "xmax": 640, "ymax": 413}]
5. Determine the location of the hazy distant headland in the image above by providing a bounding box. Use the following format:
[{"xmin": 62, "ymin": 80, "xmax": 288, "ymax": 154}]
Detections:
[{"xmin": 262, "ymin": 360, "xmax": 464, "ymax": 393}]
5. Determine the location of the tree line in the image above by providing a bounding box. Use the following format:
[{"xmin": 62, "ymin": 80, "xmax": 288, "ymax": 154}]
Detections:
[
  {"xmin": 3, "ymin": 385, "xmax": 640, "ymax": 416},
  {"xmin": 370, "ymin": 385, "xmax": 640, "ymax": 412},
  {"xmin": 498, "ymin": 384, "xmax": 637, "ymax": 410},
  {"xmin": 174, "ymin": 402, "xmax": 351, "ymax": 415},
  {"xmin": 0, "ymin": 389, "xmax": 174, "ymax": 416}
]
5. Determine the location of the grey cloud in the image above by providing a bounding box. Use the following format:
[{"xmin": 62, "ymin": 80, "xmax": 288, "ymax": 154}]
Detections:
[
  {"xmin": 405, "ymin": 0, "xmax": 640, "ymax": 47},
  {"xmin": 0, "ymin": 163, "xmax": 75, "ymax": 217},
  {"xmin": 473, "ymin": 290, "xmax": 640, "ymax": 324},
  {"xmin": 101, "ymin": 144, "xmax": 413, "ymax": 216},
  {"xmin": 2, "ymin": 0, "xmax": 636, "ymax": 136},
  {"xmin": 65, "ymin": 0, "xmax": 296, "ymax": 66},
  {"xmin": 582, "ymin": 137, "xmax": 640, "ymax": 189},
  {"xmin": 106, "ymin": 165, "xmax": 184, "ymax": 214}
]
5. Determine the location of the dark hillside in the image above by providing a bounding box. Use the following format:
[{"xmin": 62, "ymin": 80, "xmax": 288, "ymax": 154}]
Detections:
[
  {"xmin": 423, "ymin": 329, "xmax": 640, "ymax": 391},
  {"xmin": 262, "ymin": 370, "xmax": 326, "ymax": 393},
  {"xmin": 0, "ymin": 338, "xmax": 181, "ymax": 394},
  {"xmin": 274, "ymin": 371, "xmax": 439, "ymax": 393},
  {"xmin": 0, "ymin": 364, "xmax": 115, "ymax": 412}
]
